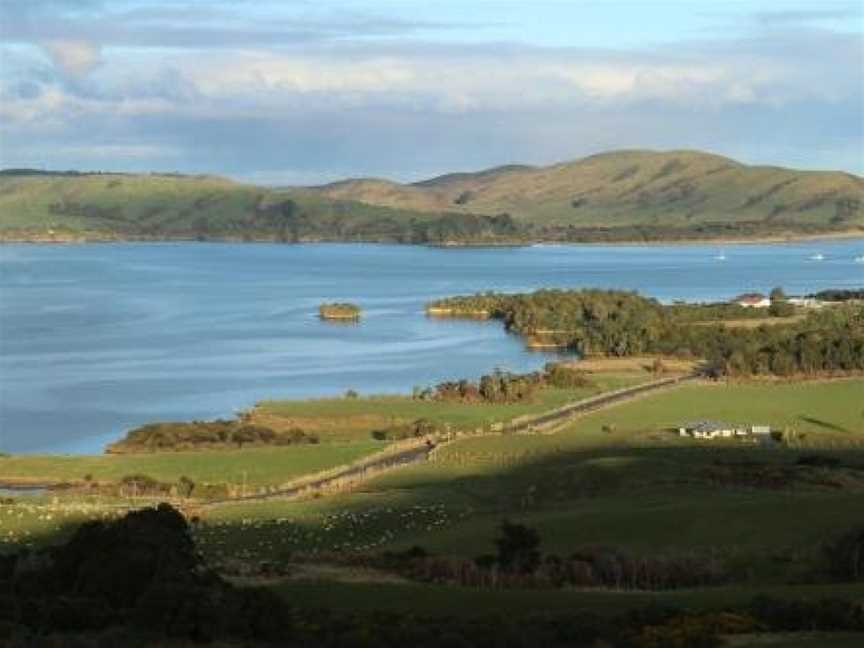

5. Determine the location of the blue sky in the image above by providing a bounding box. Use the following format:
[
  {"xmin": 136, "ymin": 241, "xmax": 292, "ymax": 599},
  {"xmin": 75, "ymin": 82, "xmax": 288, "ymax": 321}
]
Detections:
[{"xmin": 1, "ymin": 0, "xmax": 862, "ymax": 183}]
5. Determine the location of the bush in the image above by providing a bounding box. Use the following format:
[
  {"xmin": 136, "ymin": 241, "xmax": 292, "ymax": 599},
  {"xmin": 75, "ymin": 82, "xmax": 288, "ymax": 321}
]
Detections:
[
  {"xmin": 749, "ymin": 595, "xmax": 864, "ymax": 631},
  {"xmin": 634, "ymin": 612, "xmax": 755, "ymax": 648},
  {"xmin": 4, "ymin": 503, "xmax": 297, "ymax": 642},
  {"xmin": 544, "ymin": 363, "xmax": 594, "ymax": 388},
  {"xmin": 797, "ymin": 454, "xmax": 841, "ymax": 468},
  {"xmin": 120, "ymin": 474, "xmax": 166, "ymax": 495},
  {"xmin": 319, "ymin": 303, "xmax": 361, "ymax": 320},
  {"xmin": 823, "ymin": 526, "xmax": 864, "ymax": 580},
  {"xmin": 494, "ymin": 520, "xmax": 542, "ymax": 574},
  {"xmin": 108, "ymin": 419, "xmax": 314, "ymax": 452}
]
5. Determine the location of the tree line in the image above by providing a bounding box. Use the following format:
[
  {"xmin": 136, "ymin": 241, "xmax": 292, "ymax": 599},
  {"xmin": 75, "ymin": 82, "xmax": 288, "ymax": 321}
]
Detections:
[
  {"xmin": 414, "ymin": 364, "xmax": 593, "ymax": 404},
  {"xmin": 107, "ymin": 420, "xmax": 319, "ymax": 453},
  {"xmin": 427, "ymin": 288, "xmax": 864, "ymax": 376}
]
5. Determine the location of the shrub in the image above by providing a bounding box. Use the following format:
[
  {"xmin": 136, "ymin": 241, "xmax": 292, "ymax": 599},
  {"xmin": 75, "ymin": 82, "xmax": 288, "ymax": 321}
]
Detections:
[
  {"xmin": 109, "ymin": 420, "xmax": 295, "ymax": 452},
  {"xmin": 797, "ymin": 454, "xmax": 841, "ymax": 468},
  {"xmin": 544, "ymin": 363, "xmax": 594, "ymax": 388},
  {"xmin": 120, "ymin": 474, "xmax": 165, "ymax": 495},
  {"xmin": 823, "ymin": 526, "xmax": 864, "ymax": 580},
  {"xmin": 494, "ymin": 520, "xmax": 542, "ymax": 574},
  {"xmin": 319, "ymin": 303, "xmax": 361, "ymax": 320}
]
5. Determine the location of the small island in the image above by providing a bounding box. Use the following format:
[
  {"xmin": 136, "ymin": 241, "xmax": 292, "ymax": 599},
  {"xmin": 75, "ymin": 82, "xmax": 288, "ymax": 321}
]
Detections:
[{"xmin": 319, "ymin": 302, "xmax": 362, "ymax": 321}]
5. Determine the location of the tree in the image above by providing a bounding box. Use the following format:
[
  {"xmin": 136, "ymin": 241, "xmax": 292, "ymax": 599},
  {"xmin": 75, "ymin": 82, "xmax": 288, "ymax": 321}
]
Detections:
[
  {"xmin": 494, "ymin": 519, "xmax": 542, "ymax": 574},
  {"xmin": 176, "ymin": 476, "xmax": 195, "ymax": 498},
  {"xmin": 231, "ymin": 426, "xmax": 257, "ymax": 449},
  {"xmin": 769, "ymin": 286, "xmax": 787, "ymax": 303},
  {"xmin": 769, "ymin": 300, "xmax": 795, "ymax": 317}
]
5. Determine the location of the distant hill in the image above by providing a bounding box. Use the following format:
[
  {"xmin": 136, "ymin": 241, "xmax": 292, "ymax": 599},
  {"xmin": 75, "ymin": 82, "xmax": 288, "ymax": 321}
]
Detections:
[
  {"xmin": 1, "ymin": 150, "xmax": 862, "ymax": 243},
  {"xmin": 0, "ymin": 171, "xmax": 516, "ymax": 244},
  {"xmin": 311, "ymin": 149, "xmax": 864, "ymax": 233}
]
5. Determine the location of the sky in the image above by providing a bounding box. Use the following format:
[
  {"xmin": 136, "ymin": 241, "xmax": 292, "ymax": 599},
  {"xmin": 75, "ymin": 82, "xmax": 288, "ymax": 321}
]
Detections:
[{"xmin": 0, "ymin": 0, "xmax": 862, "ymax": 184}]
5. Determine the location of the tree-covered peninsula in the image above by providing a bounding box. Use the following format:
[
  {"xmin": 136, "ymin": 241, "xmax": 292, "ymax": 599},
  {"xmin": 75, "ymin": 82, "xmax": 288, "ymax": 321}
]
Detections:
[{"xmin": 427, "ymin": 289, "xmax": 864, "ymax": 377}]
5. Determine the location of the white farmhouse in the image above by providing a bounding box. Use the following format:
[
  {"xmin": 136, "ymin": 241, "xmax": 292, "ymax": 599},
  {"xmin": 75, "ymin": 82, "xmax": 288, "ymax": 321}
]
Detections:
[{"xmin": 733, "ymin": 293, "xmax": 771, "ymax": 308}]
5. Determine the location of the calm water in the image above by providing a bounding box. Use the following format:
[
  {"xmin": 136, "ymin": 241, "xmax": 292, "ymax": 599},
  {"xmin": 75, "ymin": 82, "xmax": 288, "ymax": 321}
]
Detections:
[{"xmin": 1, "ymin": 240, "xmax": 862, "ymax": 454}]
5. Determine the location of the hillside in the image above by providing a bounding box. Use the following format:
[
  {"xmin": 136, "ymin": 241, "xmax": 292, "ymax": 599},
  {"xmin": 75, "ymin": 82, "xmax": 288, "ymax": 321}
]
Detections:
[
  {"xmin": 312, "ymin": 150, "xmax": 864, "ymax": 237},
  {"xmin": 0, "ymin": 171, "xmax": 514, "ymax": 244},
  {"xmin": 1, "ymin": 150, "xmax": 862, "ymax": 243}
]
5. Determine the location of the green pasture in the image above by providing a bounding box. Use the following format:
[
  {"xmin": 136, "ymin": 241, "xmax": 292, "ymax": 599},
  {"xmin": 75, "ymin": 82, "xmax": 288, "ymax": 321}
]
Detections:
[
  {"xmin": 0, "ymin": 498, "xmax": 138, "ymax": 552},
  {"xmin": 189, "ymin": 380, "xmax": 864, "ymax": 572},
  {"xmin": 269, "ymin": 579, "xmax": 864, "ymax": 618},
  {"xmin": 4, "ymin": 379, "xmax": 863, "ymax": 584},
  {"xmin": 0, "ymin": 441, "xmax": 382, "ymax": 488},
  {"xmin": 254, "ymin": 374, "xmax": 644, "ymax": 441},
  {"xmin": 566, "ymin": 379, "xmax": 864, "ymax": 444}
]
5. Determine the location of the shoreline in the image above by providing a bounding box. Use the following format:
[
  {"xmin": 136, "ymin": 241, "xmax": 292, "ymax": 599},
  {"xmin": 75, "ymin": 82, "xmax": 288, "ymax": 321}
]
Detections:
[
  {"xmin": 1, "ymin": 229, "xmax": 862, "ymax": 248},
  {"xmin": 5, "ymin": 373, "xmax": 863, "ymax": 459}
]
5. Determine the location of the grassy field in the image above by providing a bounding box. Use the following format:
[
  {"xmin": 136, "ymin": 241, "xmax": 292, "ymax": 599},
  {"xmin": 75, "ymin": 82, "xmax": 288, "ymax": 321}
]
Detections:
[
  {"xmin": 269, "ymin": 579, "xmax": 864, "ymax": 618},
  {"xmin": 251, "ymin": 374, "xmax": 646, "ymax": 441},
  {"xmin": 692, "ymin": 315, "xmax": 806, "ymax": 329},
  {"xmin": 4, "ymin": 379, "xmax": 864, "ymax": 599},
  {"xmin": 0, "ymin": 372, "xmax": 648, "ymax": 491},
  {"xmin": 184, "ymin": 379, "xmax": 864, "ymax": 575},
  {"xmin": 0, "ymin": 441, "xmax": 382, "ymax": 488},
  {"xmin": 3, "ymin": 378, "xmax": 864, "ymax": 647}
]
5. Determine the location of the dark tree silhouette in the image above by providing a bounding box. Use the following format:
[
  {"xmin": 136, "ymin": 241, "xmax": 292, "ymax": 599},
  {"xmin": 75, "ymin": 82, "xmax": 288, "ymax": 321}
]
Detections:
[{"xmin": 494, "ymin": 519, "xmax": 542, "ymax": 574}]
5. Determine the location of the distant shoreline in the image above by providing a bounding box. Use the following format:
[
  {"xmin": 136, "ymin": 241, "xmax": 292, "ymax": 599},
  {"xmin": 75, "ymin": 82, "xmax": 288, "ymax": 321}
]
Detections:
[{"xmin": 1, "ymin": 229, "xmax": 862, "ymax": 247}]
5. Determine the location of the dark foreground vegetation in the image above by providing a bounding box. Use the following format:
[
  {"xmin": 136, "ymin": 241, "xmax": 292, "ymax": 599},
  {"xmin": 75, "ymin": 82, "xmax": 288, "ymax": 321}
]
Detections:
[
  {"xmin": 374, "ymin": 517, "xmax": 864, "ymax": 592},
  {"xmin": 3, "ymin": 504, "xmax": 864, "ymax": 646},
  {"xmin": 428, "ymin": 289, "xmax": 864, "ymax": 377}
]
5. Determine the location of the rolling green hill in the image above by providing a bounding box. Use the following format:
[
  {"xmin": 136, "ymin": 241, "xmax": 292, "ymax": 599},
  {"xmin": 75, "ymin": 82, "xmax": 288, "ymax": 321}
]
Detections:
[
  {"xmin": 313, "ymin": 149, "xmax": 864, "ymax": 234},
  {"xmin": 2, "ymin": 149, "xmax": 862, "ymax": 243},
  {"xmin": 0, "ymin": 170, "xmax": 518, "ymax": 244}
]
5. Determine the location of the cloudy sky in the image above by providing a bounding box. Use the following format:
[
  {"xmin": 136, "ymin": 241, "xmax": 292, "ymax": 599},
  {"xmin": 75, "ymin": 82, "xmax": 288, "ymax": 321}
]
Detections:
[{"xmin": 1, "ymin": 0, "xmax": 862, "ymax": 184}]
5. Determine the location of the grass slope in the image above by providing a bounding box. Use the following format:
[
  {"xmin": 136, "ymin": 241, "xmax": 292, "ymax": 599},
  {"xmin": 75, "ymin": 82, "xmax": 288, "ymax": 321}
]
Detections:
[
  {"xmin": 252, "ymin": 373, "xmax": 643, "ymax": 442},
  {"xmin": 313, "ymin": 149, "xmax": 864, "ymax": 232},
  {"xmin": 186, "ymin": 379, "xmax": 864, "ymax": 572},
  {"xmin": 3, "ymin": 380, "xmax": 863, "ymax": 568},
  {"xmin": 3, "ymin": 149, "xmax": 862, "ymax": 241},
  {"xmin": 270, "ymin": 580, "xmax": 864, "ymax": 619},
  {"xmin": 0, "ymin": 441, "xmax": 382, "ymax": 488},
  {"xmin": 0, "ymin": 171, "xmax": 445, "ymax": 241}
]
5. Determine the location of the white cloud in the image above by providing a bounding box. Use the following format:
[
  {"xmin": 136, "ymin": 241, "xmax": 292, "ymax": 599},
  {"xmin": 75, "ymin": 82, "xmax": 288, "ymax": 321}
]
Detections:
[
  {"xmin": 1, "ymin": 14, "xmax": 859, "ymax": 176},
  {"xmin": 52, "ymin": 143, "xmax": 182, "ymax": 159},
  {"xmin": 191, "ymin": 53, "xmax": 417, "ymax": 94},
  {"xmin": 42, "ymin": 39, "xmax": 102, "ymax": 76}
]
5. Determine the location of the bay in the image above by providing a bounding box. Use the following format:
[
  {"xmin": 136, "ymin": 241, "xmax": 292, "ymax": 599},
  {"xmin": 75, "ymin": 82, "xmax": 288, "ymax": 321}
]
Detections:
[{"xmin": 0, "ymin": 239, "xmax": 862, "ymax": 454}]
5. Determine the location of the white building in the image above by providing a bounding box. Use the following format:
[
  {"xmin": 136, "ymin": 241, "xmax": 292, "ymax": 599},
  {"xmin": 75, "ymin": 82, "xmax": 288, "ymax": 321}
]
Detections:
[
  {"xmin": 679, "ymin": 421, "xmax": 771, "ymax": 440},
  {"xmin": 733, "ymin": 293, "xmax": 771, "ymax": 308}
]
